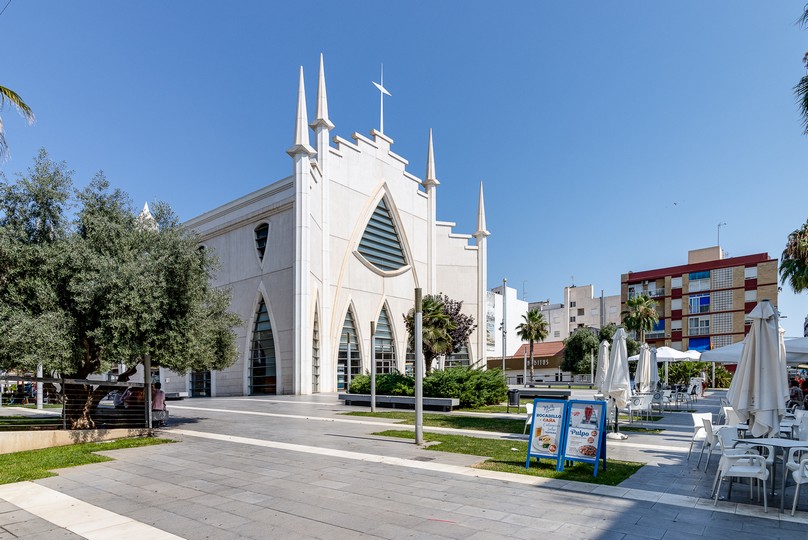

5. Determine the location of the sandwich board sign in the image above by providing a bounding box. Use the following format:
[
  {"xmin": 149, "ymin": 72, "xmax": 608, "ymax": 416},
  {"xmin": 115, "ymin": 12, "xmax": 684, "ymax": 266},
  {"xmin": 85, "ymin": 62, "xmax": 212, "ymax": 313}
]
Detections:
[
  {"xmin": 525, "ymin": 399, "xmax": 566, "ymax": 471},
  {"xmin": 558, "ymin": 399, "xmax": 608, "ymax": 477}
]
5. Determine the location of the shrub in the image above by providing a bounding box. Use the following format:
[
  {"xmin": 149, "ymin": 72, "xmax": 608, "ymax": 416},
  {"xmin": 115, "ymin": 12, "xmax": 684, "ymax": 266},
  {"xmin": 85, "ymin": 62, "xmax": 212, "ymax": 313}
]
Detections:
[
  {"xmin": 348, "ymin": 372, "xmax": 414, "ymax": 396},
  {"xmin": 347, "ymin": 367, "xmax": 507, "ymax": 408}
]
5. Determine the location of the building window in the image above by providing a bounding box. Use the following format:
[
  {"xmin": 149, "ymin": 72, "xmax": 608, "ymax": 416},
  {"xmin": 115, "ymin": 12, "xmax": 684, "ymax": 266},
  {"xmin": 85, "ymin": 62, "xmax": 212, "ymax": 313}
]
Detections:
[
  {"xmin": 745, "ymin": 266, "xmax": 758, "ymax": 280},
  {"xmin": 337, "ymin": 309, "xmax": 361, "ymax": 391},
  {"xmin": 647, "ymin": 319, "xmax": 665, "ymax": 339},
  {"xmin": 671, "ymin": 319, "xmax": 682, "ymax": 331},
  {"xmin": 577, "ymin": 308, "xmax": 585, "ymax": 316},
  {"xmin": 358, "ymin": 198, "xmax": 407, "ymax": 272},
  {"xmin": 712, "ymin": 267, "xmax": 732, "ymax": 289},
  {"xmin": 312, "ymin": 314, "xmax": 320, "ymax": 394},
  {"xmin": 446, "ymin": 341, "xmax": 471, "ymax": 368},
  {"xmin": 569, "ymin": 316, "xmax": 576, "ymax": 323},
  {"xmin": 689, "ymin": 336, "xmax": 711, "ymax": 351},
  {"xmin": 671, "ymin": 298, "xmax": 682, "ymax": 311},
  {"xmin": 255, "ymin": 223, "xmax": 269, "ymax": 262},
  {"xmin": 554, "ymin": 331, "xmax": 560, "ymax": 338},
  {"xmin": 689, "ymin": 294, "xmax": 709, "ymax": 314},
  {"xmin": 671, "ymin": 276, "xmax": 683, "ymax": 289},
  {"xmin": 688, "ymin": 316, "xmax": 710, "ymax": 336},
  {"xmin": 375, "ymin": 307, "xmax": 397, "ymax": 374},
  {"xmin": 570, "ymin": 301, "xmax": 577, "ymax": 308},
  {"xmin": 745, "ymin": 290, "xmax": 756, "ymax": 302},
  {"xmin": 250, "ymin": 299, "xmax": 276, "ymax": 395}
]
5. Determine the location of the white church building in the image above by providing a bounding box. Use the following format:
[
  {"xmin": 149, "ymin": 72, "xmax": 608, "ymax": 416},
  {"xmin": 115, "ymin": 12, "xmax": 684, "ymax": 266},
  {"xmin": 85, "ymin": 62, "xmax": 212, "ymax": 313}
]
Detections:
[{"xmin": 164, "ymin": 56, "xmax": 490, "ymax": 397}]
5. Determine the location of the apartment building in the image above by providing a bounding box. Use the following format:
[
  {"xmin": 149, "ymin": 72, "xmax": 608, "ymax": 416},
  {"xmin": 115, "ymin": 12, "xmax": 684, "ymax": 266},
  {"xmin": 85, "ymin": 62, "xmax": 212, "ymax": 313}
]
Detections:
[
  {"xmin": 620, "ymin": 247, "xmax": 778, "ymax": 351},
  {"xmin": 529, "ymin": 284, "xmax": 621, "ymax": 342}
]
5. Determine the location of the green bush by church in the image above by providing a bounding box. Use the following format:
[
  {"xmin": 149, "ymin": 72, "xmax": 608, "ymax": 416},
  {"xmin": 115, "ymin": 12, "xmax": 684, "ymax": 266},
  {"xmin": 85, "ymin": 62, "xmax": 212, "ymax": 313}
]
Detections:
[{"xmin": 348, "ymin": 367, "xmax": 507, "ymax": 408}]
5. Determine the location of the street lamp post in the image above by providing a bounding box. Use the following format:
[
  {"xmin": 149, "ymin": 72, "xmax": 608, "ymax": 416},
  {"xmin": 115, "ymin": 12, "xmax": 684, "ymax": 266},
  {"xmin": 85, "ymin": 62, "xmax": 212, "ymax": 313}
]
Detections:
[{"xmin": 502, "ymin": 278, "xmax": 507, "ymax": 373}]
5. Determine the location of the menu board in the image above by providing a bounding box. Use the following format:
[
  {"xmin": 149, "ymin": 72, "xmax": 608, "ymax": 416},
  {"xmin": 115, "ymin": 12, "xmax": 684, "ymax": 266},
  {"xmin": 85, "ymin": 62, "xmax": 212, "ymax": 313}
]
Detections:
[
  {"xmin": 559, "ymin": 400, "xmax": 607, "ymax": 476},
  {"xmin": 525, "ymin": 399, "xmax": 566, "ymax": 470}
]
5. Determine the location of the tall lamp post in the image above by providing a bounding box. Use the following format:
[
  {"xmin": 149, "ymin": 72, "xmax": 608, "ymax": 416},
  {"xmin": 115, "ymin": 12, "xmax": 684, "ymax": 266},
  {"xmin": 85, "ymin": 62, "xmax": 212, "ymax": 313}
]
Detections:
[{"xmin": 501, "ymin": 278, "xmax": 507, "ymax": 373}]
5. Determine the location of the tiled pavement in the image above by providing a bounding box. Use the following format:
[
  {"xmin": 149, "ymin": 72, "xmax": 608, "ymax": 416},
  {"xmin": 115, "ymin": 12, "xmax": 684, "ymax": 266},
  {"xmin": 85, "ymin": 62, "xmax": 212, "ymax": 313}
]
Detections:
[{"xmin": 1, "ymin": 391, "xmax": 807, "ymax": 539}]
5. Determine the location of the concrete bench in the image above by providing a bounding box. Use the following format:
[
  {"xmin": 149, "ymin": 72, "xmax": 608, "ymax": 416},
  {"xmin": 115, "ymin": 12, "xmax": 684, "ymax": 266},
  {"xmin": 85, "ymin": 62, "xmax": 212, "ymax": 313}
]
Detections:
[
  {"xmin": 338, "ymin": 394, "xmax": 460, "ymax": 412},
  {"xmin": 515, "ymin": 389, "xmax": 571, "ymax": 400}
]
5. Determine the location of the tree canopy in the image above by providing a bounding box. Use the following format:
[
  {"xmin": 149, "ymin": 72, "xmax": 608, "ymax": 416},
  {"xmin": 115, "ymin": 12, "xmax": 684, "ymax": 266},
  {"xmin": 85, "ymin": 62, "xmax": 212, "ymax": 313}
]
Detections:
[
  {"xmin": 562, "ymin": 323, "xmax": 639, "ymax": 375},
  {"xmin": 780, "ymin": 218, "xmax": 808, "ymax": 293},
  {"xmin": 0, "ymin": 150, "xmax": 241, "ymax": 425},
  {"xmin": 404, "ymin": 293, "xmax": 476, "ymax": 375},
  {"xmin": 516, "ymin": 309, "xmax": 548, "ymax": 381},
  {"xmin": 621, "ymin": 294, "xmax": 659, "ymax": 343},
  {"xmin": 0, "ymin": 85, "xmax": 35, "ymax": 161}
]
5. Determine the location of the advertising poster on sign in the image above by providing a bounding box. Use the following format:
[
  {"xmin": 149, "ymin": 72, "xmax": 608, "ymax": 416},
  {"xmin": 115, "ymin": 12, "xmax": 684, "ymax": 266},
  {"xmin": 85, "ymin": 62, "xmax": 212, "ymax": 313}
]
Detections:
[
  {"xmin": 559, "ymin": 400, "xmax": 607, "ymax": 476},
  {"xmin": 525, "ymin": 399, "xmax": 566, "ymax": 470}
]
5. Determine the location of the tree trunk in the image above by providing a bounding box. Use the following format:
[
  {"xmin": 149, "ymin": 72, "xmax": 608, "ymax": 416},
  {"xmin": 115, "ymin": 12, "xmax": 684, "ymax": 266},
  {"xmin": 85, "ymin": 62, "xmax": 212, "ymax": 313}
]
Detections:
[{"xmin": 528, "ymin": 340, "xmax": 534, "ymax": 381}]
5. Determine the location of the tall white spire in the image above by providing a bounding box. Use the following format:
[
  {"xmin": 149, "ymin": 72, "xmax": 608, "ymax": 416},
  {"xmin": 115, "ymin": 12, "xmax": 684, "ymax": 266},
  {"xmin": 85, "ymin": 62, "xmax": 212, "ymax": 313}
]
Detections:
[
  {"xmin": 474, "ymin": 182, "xmax": 489, "ymax": 238},
  {"xmin": 311, "ymin": 53, "xmax": 334, "ymax": 131},
  {"xmin": 423, "ymin": 128, "xmax": 439, "ymax": 187},
  {"xmin": 372, "ymin": 65, "xmax": 391, "ymax": 134},
  {"xmin": 288, "ymin": 66, "xmax": 315, "ymax": 156}
]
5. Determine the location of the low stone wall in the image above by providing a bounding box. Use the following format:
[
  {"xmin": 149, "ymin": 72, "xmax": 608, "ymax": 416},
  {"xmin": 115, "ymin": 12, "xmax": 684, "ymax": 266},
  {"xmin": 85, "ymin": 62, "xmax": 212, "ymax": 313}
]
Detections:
[{"xmin": 0, "ymin": 428, "xmax": 150, "ymax": 455}]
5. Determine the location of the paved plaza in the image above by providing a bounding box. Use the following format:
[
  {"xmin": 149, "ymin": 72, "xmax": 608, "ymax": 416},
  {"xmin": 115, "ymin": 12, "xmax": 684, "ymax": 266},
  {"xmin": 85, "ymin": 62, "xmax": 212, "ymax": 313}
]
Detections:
[{"xmin": 2, "ymin": 391, "xmax": 808, "ymax": 539}]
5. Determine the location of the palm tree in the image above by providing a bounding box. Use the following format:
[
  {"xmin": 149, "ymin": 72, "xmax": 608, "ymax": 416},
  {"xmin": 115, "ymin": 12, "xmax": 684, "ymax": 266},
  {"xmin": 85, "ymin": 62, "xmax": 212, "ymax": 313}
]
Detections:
[
  {"xmin": 0, "ymin": 85, "xmax": 35, "ymax": 160},
  {"xmin": 516, "ymin": 309, "xmax": 548, "ymax": 381},
  {"xmin": 405, "ymin": 295, "xmax": 456, "ymax": 375},
  {"xmin": 797, "ymin": 8, "xmax": 808, "ymax": 134},
  {"xmin": 621, "ymin": 294, "xmax": 658, "ymax": 343},
  {"xmin": 780, "ymin": 219, "xmax": 808, "ymax": 293}
]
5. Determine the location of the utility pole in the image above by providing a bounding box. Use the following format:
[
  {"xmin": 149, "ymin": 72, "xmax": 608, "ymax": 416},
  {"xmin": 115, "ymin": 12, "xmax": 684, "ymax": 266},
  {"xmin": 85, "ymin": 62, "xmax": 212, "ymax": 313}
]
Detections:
[{"xmin": 414, "ymin": 288, "xmax": 424, "ymax": 445}]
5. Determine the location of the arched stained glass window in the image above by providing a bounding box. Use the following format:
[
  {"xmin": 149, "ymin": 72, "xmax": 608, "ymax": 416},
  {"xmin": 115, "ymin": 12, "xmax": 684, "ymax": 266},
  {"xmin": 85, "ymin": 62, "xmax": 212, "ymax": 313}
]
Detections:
[
  {"xmin": 255, "ymin": 223, "xmax": 269, "ymax": 262},
  {"xmin": 375, "ymin": 307, "xmax": 396, "ymax": 374},
  {"xmin": 358, "ymin": 199, "xmax": 407, "ymax": 272},
  {"xmin": 312, "ymin": 314, "xmax": 320, "ymax": 394},
  {"xmin": 337, "ymin": 309, "xmax": 361, "ymax": 391},
  {"xmin": 250, "ymin": 299, "xmax": 276, "ymax": 394}
]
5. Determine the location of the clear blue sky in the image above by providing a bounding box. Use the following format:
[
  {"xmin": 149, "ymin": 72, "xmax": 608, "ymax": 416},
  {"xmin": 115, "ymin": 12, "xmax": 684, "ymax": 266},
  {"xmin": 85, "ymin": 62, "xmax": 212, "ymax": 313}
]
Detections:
[{"xmin": 2, "ymin": 1, "xmax": 807, "ymax": 337}]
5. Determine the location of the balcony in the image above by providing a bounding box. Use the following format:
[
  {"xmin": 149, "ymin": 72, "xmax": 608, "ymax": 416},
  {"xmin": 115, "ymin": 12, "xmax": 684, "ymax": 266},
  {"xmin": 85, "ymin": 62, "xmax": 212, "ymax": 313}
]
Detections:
[
  {"xmin": 645, "ymin": 331, "xmax": 666, "ymax": 339},
  {"xmin": 648, "ymin": 289, "xmax": 666, "ymax": 298}
]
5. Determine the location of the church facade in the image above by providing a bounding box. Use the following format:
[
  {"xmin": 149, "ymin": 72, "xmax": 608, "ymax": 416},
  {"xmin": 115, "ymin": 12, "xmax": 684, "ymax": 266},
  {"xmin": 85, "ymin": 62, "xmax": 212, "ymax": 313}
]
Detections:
[{"xmin": 165, "ymin": 56, "xmax": 489, "ymax": 396}]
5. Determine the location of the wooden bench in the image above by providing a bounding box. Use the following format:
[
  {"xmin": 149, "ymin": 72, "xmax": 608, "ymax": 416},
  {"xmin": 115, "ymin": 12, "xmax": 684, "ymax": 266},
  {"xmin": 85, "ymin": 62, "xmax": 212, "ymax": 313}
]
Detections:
[{"xmin": 338, "ymin": 394, "xmax": 459, "ymax": 412}]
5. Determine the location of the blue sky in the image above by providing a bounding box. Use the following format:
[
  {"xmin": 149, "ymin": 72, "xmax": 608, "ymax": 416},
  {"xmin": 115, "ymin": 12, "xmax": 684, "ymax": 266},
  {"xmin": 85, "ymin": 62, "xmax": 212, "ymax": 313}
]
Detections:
[{"xmin": 2, "ymin": 1, "xmax": 807, "ymax": 337}]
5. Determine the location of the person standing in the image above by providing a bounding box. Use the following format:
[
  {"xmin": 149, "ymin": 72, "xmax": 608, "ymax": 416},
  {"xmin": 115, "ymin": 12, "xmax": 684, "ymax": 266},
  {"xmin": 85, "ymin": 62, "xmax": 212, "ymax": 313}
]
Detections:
[{"xmin": 151, "ymin": 382, "xmax": 167, "ymax": 426}]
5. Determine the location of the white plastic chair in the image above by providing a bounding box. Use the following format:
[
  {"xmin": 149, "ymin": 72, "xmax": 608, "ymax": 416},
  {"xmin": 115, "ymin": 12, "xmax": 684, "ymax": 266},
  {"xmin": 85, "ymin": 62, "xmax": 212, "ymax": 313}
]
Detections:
[
  {"xmin": 688, "ymin": 412, "xmax": 712, "ymax": 461},
  {"xmin": 523, "ymin": 402, "xmax": 534, "ymax": 435},
  {"xmin": 791, "ymin": 457, "xmax": 808, "ymax": 515},
  {"xmin": 713, "ymin": 453, "xmax": 769, "ymax": 512},
  {"xmin": 723, "ymin": 407, "xmax": 743, "ymax": 426}
]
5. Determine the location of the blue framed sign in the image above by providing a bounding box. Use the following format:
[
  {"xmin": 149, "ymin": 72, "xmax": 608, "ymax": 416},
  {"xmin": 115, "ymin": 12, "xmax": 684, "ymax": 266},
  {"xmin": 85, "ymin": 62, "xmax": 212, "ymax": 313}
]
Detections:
[
  {"xmin": 558, "ymin": 399, "xmax": 608, "ymax": 477},
  {"xmin": 525, "ymin": 399, "xmax": 567, "ymax": 471}
]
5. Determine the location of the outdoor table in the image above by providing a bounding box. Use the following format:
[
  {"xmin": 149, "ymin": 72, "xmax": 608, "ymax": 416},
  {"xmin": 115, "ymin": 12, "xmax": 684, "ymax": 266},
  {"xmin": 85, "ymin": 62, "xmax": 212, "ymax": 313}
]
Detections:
[{"xmin": 734, "ymin": 437, "xmax": 808, "ymax": 513}]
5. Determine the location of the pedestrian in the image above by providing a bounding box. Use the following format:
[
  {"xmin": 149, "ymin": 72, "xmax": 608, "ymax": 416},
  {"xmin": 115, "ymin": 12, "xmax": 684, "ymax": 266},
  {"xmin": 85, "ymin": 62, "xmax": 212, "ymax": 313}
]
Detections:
[{"xmin": 151, "ymin": 382, "xmax": 168, "ymax": 426}]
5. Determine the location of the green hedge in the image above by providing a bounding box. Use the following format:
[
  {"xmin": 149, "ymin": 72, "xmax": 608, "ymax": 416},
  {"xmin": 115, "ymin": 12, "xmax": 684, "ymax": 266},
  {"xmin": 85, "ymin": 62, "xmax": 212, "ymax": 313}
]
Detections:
[{"xmin": 348, "ymin": 367, "xmax": 507, "ymax": 408}]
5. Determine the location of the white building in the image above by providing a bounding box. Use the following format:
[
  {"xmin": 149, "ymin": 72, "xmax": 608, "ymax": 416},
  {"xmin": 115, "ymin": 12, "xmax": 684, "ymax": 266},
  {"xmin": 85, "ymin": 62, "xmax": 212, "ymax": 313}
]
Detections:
[
  {"xmin": 529, "ymin": 284, "xmax": 621, "ymax": 342},
  {"xmin": 487, "ymin": 283, "xmax": 530, "ymax": 364},
  {"xmin": 163, "ymin": 57, "xmax": 489, "ymax": 397}
]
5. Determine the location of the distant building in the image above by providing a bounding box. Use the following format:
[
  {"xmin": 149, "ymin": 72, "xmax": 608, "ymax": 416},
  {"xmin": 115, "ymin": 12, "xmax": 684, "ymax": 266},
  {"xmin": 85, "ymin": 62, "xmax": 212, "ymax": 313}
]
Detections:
[
  {"xmin": 620, "ymin": 247, "xmax": 778, "ymax": 351},
  {"xmin": 529, "ymin": 285, "xmax": 621, "ymax": 342},
  {"xmin": 489, "ymin": 284, "xmax": 530, "ymax": 361},
  {"xmin": 487, "ymin": 342, "xmax": 567, "ymax": 384}
]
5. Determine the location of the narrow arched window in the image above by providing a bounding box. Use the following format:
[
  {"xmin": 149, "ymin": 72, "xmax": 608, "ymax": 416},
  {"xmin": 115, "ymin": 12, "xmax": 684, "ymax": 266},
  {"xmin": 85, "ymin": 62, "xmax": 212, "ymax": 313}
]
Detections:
[
  {"xmin": 375, "ymin": 307, "xmax": 396, "ymax": 374},
  {"xmin": 250, "ymin": 299, "xmax": 276, "ymax": 394},
  {"xmin": 255, "ymin": 223, "xmax": 269, "ymax": 262},
  {"xmin": 312, "ymin": 314, "xmax": 320, "ymax": 393},
  {"xmin": 338, "ymin": 309, "xmax": 361, "ymax": 391}
]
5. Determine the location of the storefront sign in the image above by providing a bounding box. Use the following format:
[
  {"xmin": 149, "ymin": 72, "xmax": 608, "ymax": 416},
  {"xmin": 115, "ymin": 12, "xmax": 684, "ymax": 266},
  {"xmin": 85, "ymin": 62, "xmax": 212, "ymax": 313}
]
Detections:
[
  {"xmin": 525, "ymin": 399, "xmax": 566, "ymax": 470},
  {"xmin": 559, "ymin": 400, "xmax": 607, "ymax": 476}
]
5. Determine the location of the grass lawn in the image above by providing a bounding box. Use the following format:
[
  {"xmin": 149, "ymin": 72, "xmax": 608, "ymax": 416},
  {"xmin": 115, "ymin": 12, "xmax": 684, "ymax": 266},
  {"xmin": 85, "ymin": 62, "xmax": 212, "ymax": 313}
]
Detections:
[
  {"xmin": 374, "ymin": 430, "xmax": 643, "ymax": 486},
  {"xmin": 344, "ymin": 411, "xmax": 526, "ymax": 433},
  {"xmin": 0, "ymin": 437, "xmax": 173, "ymax": 484}
]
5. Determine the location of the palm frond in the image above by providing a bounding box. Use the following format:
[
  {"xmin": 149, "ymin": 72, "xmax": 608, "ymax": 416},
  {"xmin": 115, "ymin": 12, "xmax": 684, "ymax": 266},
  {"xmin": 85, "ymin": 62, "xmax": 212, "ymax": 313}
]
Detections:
[{"xmin": 0, "ymin": 86, "xmax": 35, "ymax": 124}]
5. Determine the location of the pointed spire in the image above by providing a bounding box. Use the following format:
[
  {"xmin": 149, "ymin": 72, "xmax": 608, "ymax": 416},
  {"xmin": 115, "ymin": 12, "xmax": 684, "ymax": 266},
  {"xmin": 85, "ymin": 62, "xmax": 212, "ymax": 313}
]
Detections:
[
  {"xmin": 423, "ymin": 129, "xmax": 439, "ymax": 188},
  {"xmin": 288, "ymin": 66, "xmax": 315, "ymax": 156},
  {"xmin": 136, "ymin": 202, "xmax": 158, "ymax": 232},
  {"xmin": 311, "ymin": 53, "xmax": 334, "ymax": 130},
  {"xmin": 474, "ymin": 182, "xmax": 490, "ymax": 238}
]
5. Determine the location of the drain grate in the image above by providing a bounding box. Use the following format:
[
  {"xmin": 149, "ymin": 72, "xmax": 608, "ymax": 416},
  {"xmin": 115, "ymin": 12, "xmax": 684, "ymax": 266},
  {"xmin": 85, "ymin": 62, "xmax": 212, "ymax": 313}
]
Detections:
[{"xmin": 411, "ymin": 456, "xmax": 435, "ymax": 462}]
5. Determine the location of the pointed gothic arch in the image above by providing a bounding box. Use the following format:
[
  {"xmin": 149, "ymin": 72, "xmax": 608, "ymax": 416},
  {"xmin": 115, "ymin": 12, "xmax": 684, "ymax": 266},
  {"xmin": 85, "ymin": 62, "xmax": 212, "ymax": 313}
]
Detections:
[
  {"xmin": 249, "ymin": 296, "xmax": 278, "ymax": 395},
  {"xmin": 337, "ymin": 304, "xmax": 362, "ymax": 391},
  {"xmin": 374, "ymin": 303, "xmax": 397, "ymax": 374},
  {"xmin": 352, "ymin": 187, "xmax": 414, "ymax": 279}
]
